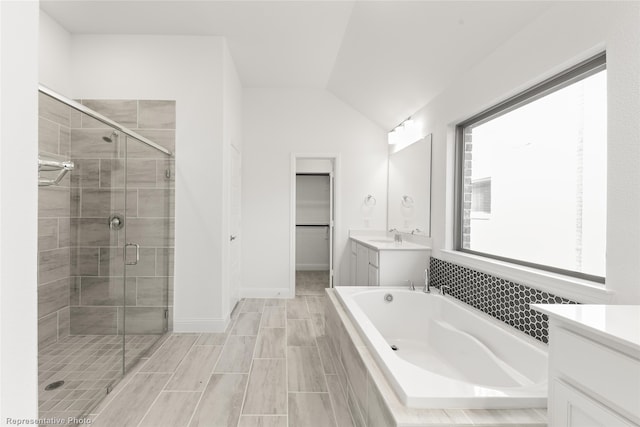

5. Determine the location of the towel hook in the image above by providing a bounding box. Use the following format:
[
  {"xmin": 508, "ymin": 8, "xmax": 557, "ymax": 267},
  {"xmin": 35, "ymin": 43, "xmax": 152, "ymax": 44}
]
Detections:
[{"xmin": 401, "ymin": 195, "xmax": 414, "ymax": 207}]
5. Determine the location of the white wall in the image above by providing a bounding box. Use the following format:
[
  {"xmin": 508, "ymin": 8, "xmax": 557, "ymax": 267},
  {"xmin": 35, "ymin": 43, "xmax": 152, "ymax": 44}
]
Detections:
[
  {"xmin": 242, "ymin": 89, "xmax": 387, "ymax": 296},
  {"xmin": 410, "ymin": 2, "xmax": 640, "ymax": 303},
  {"xmin": 70, "ymin": 35, "xmax": 240, "ymax": 331},
  {"xmin": 0, "ymin": 1, "xmax": 39, "ymax": 420},
  {"xmin": 39, "ymin": 11, "xmax": 71, "ymax": 94}
]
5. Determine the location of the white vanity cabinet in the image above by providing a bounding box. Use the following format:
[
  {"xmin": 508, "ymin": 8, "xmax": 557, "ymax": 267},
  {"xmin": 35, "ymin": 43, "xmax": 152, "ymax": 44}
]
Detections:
[
  {"xmin": 349, "ymin": 237, "xmax": 429, "ymax": 286},
  {"xmin": 354, "ymin": 242, "xmax": 371, "ymax": 286},
  {"xmin": 532, "ymin": 305, "xmax": 640, "ymax": 427}
]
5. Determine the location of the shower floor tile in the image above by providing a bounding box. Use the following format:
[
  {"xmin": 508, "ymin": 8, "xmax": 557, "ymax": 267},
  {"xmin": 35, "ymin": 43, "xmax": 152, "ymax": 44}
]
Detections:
[{"xmin": 38, "ymin": 334, "xmax": 161, "ymax": 425}]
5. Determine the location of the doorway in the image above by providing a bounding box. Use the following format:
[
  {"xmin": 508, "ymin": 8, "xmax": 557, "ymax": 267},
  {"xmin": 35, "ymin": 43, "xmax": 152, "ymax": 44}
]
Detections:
[{"xmin": 291, "ymin": 156, "xmax": 337, "ymax": 296}]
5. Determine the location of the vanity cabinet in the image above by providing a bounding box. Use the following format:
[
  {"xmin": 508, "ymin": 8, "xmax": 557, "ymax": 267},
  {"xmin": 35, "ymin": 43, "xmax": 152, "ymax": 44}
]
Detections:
[
  {"xmin": 532, "ymin": 305, "xmax": 640, "ymax": 427},
  {"xmin": 552, "ymin": 379, "xmax": 634, "ymax": 427},
  {"xmin": 350, "ymin": 238, "xmax": 429, "ymax": 286},
  {"xmin": 355, "ymin": 242, "xmax": 370, "ymax": 285}
]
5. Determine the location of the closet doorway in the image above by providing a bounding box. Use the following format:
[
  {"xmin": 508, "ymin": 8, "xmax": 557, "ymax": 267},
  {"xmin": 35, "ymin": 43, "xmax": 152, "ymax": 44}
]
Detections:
[{"xmin": 291, "ymin": 156, "xmax": 337, "ymax": 296}]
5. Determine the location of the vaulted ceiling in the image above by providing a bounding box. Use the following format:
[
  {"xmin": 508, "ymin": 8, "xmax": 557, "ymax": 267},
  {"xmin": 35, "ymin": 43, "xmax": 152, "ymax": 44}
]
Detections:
[{"xmin": 40, "ymin": 1, "xmax": 551, "ymax": 130}]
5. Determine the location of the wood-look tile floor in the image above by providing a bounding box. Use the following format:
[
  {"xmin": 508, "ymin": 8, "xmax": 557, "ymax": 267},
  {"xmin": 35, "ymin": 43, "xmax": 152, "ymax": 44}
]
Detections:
[
  {"xmin": 79, "ymin": 296, "xmax": 354, "ymax": 427},
  {"xmin": 295, "ymin": 271, "xmax": 329, "ymax": 296}
]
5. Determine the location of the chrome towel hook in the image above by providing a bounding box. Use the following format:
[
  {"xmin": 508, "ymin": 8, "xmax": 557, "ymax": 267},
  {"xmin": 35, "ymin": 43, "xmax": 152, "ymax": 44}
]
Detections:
[{"xmin": 401, "ymin": 195, "xmax": 414, "ymax": 207}]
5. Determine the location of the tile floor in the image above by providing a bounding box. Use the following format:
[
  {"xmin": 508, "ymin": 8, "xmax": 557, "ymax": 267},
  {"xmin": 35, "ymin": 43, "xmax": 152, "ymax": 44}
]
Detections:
[
  {"xmin": 295, "ymin": 270, "xmax": 329, "ymax": 296},
  {"xmin": 71, "ymin": 295, "xmax": 351, "ymax": 427},
  {"xmin": 38, "ymin": 334, "xmax": 161, "ymax": 423}
]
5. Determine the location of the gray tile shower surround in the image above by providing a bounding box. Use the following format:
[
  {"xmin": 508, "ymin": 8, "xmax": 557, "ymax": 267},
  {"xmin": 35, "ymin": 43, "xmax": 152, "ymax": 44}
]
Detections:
[
  {"xmin": 37, "ymin": 95, "xmax": 176, "ymax": 424},
  {"xmin": 38, "ymin": 94, "xmax": 176, "ymax": 349},
  {"xmin": 67, "ymin": 98, "xmax": 175, "ymax": 337},
  {"xmin": 429, "ymin": 257, "xmax": 578, "ymax": 343},
  {"xmin": 38, "ymin": 93, "xmax": 74, "ymax": 349}
]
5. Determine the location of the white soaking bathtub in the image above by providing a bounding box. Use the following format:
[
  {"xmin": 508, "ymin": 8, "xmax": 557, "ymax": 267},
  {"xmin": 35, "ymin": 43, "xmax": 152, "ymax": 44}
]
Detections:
[{"xmin": 334, "ymin": 287, "xmax": 548, "ymax": 409}]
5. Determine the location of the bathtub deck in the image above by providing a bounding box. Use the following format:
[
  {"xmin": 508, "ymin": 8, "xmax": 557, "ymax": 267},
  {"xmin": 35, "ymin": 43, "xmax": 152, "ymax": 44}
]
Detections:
[{"xmin": 325, "ymin": 289, "xmax": 548, "ymax": 426}]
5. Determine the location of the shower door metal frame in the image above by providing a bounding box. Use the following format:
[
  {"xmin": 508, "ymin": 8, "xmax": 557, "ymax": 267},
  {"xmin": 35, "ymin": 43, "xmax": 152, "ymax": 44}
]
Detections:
[{"xmin": 38, "ymin": 85, "xmax": 173, "ymax": 157}]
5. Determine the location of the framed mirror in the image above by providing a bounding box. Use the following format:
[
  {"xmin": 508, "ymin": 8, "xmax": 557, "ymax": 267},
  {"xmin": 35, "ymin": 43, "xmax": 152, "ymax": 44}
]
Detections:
[{"xmin": 387, "ymin": 134, "xmax": 432, "ymax": 236}]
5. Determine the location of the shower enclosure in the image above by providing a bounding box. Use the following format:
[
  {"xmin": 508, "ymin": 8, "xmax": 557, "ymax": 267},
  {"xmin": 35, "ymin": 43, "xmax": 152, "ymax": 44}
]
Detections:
[{"xmin": 37, "ymin": 86, "xmax": 175, "ymax": 421}]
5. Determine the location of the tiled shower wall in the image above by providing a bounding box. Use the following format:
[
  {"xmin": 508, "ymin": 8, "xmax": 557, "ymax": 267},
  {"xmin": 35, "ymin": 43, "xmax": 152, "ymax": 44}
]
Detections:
[
  {"xmin": 429, "ymin": 257, "xmax": 578, "ymax": 343},
  {"xmin": 68, "ymin": 99, "xmax": 175, "ymax": 335},
  {"xmin": 38, "ymin": 93, "xmax": 73, "ymax": 350},
  {"xmin": 37, "ymin": 94, "xmax": 175, "ymax": 350}
]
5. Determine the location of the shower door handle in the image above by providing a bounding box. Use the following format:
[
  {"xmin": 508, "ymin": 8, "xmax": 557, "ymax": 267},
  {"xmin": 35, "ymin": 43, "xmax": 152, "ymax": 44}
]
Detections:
[{"xmin": 124, "ymin": 243, "xmax": 140, "ymax": 265}]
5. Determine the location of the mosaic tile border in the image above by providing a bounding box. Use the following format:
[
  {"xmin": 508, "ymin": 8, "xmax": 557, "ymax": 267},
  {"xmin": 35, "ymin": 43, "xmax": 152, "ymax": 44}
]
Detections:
[{"xmin": 429, "ymin": 257, "xmax": 578, "ymax": 343}]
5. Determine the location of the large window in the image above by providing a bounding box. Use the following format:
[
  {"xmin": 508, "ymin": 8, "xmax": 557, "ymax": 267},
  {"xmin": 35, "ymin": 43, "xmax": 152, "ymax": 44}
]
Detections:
[{"xmin": 456, "ymin": 54, "xmax": 607, "ymax": 282}]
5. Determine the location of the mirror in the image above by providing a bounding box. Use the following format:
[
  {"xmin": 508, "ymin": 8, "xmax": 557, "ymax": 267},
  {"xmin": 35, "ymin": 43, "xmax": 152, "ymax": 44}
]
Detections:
[{"xmin": 387, "ymin": 134, "xmax": 432, "ymax": 236}]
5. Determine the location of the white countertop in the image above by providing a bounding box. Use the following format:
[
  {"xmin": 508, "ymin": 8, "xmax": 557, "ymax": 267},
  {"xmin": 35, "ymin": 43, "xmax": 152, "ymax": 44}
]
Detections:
[
  {"xmin": 350, "ymin": 235, "xmax": 430, "ymax": 251},
  {"xmin": 531, "ymin": 304, "xmax": 640, "ymax": 352}
]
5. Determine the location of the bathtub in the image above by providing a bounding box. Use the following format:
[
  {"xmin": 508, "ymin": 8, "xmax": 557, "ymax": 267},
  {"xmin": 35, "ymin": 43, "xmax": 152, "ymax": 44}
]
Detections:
[{"xmin": 334, "ymin": 287, "xmax": 548, "ymax": 409}]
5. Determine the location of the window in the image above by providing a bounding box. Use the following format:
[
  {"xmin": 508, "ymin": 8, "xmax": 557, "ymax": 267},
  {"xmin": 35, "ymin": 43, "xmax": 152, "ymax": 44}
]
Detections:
[
  {"xmin": 456, "ymin": 53, "xmax": 607, "ymax": 282},
  {"xmin": 471, "ymin": 178, "xmax": 491, "ymax": 215}
]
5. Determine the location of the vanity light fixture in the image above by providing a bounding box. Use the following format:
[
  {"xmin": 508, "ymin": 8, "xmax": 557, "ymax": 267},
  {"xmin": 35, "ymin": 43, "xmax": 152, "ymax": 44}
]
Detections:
[{"xmin": 388, "ymin": 117, "xmax": 422, "ymax": 147}]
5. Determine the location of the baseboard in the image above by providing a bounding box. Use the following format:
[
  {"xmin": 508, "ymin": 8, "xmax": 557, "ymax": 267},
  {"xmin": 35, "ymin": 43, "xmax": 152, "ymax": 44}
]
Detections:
[
  {"xmin": 173, "ymin": 317, "xmax": 230, "ymax": 333},
  {"xmin": 239, "ymin": 287, "xmax": 293, "ymax": 299},
  {"xmin": 295, "ymin": 265, "xmax": 329, "ymax": 271}
]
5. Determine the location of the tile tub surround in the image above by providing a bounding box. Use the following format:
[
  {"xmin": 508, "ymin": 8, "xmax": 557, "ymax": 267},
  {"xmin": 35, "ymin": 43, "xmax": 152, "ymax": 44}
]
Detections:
[
  {"xmin": 324, "ymin": 290, "xmax": 548, "ymax": 427},
  {"xmin": 429, "ymin": 257, "xmax": 578, "ymax": 343},
  {"xmin": 77, "ymin": 297, "xmax": 345, "ymax": 427},
  {"xmin": 68, "ymin": 99, "xmax": 175, "ymax": 335}
]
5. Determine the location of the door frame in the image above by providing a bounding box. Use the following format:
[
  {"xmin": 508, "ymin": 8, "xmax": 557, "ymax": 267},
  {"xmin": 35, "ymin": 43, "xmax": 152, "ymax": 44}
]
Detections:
[
  {"xmin": 290, "ymin": 153, "xmax": 340, "ymax": 297},
  {"xmin": 229, "ymin": 143, "xmax": 241, "ymax": 313}
]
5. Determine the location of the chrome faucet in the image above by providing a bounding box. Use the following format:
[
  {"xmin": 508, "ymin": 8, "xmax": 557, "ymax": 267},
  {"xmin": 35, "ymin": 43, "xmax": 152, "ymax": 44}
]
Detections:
[
  {"xmin": 408, "ymin": 280, "xmax": 415, "ymax": 291},
  {"xmin": 440, "ymin": 285, "xmax": 451, "ymax": 296},
  {"xmin": 389, "ymin": 228, "xmax": 402, "ymax": 245},
  {"xmin": 423, "ymin": 268, "xmax": 430, "ymax": 293},
  {"xmin": 411, "ymin": 228, "xmax": 422, "ymax": 235}
]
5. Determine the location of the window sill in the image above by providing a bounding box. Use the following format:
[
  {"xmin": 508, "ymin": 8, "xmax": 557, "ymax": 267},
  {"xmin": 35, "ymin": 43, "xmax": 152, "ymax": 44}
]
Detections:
[{"xmin": 439, "ymin": 249, "xmax": 614, "ymax": 303}]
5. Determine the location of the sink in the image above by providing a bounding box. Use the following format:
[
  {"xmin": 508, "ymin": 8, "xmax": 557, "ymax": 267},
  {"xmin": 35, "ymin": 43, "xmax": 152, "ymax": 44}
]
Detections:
[{"xmin": 367, "ymin": 238, "xmax": 395, "ymax": 243}]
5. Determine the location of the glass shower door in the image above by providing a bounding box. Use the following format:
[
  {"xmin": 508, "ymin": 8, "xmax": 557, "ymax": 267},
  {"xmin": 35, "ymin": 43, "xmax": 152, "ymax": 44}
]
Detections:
[
  {"xmin": 67, "ymin": 113, "xmax": 128, "ymax": 410},
  {"xmin": 122, "ymin": 134, "xmax": 172, "ymax": 370},
  {"xmin": 37, "ymin": 90, "xmax": 174, "ymax": 422}
]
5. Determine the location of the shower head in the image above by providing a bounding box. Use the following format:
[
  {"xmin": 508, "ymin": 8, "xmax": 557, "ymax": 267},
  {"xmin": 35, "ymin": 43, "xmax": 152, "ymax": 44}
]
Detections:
[{"xmin": 102, "ymin": 131, "xmax": 119, "ymax": 143}]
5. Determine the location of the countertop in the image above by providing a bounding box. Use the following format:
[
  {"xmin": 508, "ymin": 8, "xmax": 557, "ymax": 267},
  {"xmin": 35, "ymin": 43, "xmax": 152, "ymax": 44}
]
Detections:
[
  {"xmin": 350, "ymin": 235, "xmax": 430, "ymax": 251},
  {"xmin": 531, "ymin": 304, "xmax": 640, "ymax": 352}
]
